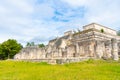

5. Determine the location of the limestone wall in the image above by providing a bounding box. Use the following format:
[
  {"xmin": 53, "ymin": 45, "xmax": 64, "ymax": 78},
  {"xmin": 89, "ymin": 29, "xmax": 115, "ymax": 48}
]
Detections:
[
  {"xmin": 14, "ymin": 46, "xmax": 46, "ymax": 59},
  {"xmin": 111, "ymin": 38, "xmax": 119, "ymax": 60},
  {"xmin": 83, "ymin": 23, "xmax": 117, "ymax": 35},
  {"xmin": 67, "ymin": 45, "xmax": 76, "ymax": 57},
  {"xmin": 72, "ymin": 28, "xmax": 119, "ymax": 60},
  {"xmin": 14, "ymin": 23, "xmax": 120, "ymax": 63}
]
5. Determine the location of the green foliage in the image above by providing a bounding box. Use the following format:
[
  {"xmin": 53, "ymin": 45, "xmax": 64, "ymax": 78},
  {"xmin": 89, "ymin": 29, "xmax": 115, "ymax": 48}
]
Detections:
[
  {"xmin": 101, "ymin": 28, "xmax": 104, "ymax": 33},
  {"xmin": 38, "ymin": 43, "xmax": 45, "ymax": 48},
  {"xmin": 26, "ymin": 42, "xmax": 35, "ymax": 46},
  {"xmin": 117, "ymin": 30, "xmax": 120, "ymax": 36},
  {"xmin": 0, "ymin": 60, "xmax": 120, "ymax": 80},
  {"xmin": 26, "ymin": 42, "xmax": 45, "ymax": 48},
  {"xmin": 85, "ymin": 58, "xmax": 94, "ymax": 63},
  {"xmin": 56, "ymin": 59, "xmax": 63, "ymax": 64},
  {"xmin": 31, "ymin": 42, "xmax": 35, "ymax": 46},
  {"xmin": 0, "ymin": 39, "xmax": 22, "ymax": 59},
  {"xmin": 0, "ymin": 44, "xmax": 6, "ymax": 59},
  {"xmin": 26, "ymin": 42, "xmax": 31, "ymax": 46}
]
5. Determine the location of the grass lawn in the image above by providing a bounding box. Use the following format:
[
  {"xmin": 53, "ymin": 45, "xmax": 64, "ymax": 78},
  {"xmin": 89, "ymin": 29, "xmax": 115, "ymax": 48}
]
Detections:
[{"xmin": 0, "ymin": 59, "xmax": 120, "ymax": 80}]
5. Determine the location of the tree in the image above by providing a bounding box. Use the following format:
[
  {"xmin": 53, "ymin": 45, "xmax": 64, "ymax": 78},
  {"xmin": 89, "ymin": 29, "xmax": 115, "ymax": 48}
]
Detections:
[
  {"xmin": 31, "ymin": 42, "xmax": 35, "ymax": 46},
  {"xmin": 0, "ymin": 44, "xmax": 5, "ymax": 59},
  {"xmin": 1, "ymin": 39, "xmax": 22, "ymax": 59},
  {"xmin": 117, "ymin": 30, "xmax": 120, "ymax": 36},
  {"xmin": 26, "ymin": 42, "xmax": 35, "ymax": 47},
  {"xmin": 26, "ymin": 42, "xmax": 31, "ymax": 46},
  {"xmin": 38, "ymin": 44, "xmax": 45, "ymax": 48}
]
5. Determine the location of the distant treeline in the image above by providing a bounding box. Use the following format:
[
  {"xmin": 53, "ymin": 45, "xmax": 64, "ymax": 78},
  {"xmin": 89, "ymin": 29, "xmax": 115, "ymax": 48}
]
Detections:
[
  {"xmin": 26, "ymin": 42, "xmax": 45, "ymax": 48},
  {"xmin": 0, "ymin": 39, "xmax": 45, "ymax": 60}
]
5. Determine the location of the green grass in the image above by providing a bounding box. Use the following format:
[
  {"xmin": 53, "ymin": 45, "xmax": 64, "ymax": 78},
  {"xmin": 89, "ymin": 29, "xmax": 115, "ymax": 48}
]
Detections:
[{"xmin": 0, "ymin": 59, "xmax": 120, "ymax": 80}]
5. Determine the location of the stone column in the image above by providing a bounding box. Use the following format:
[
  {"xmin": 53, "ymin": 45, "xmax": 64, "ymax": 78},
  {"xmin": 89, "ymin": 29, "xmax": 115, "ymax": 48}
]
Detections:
[
  {"xmin": 105, "ymin": 40, "xmax": 112, "ymax": 59},
  {"xmin": 89, "ymin": 41, "xmax": 95, "ymax": 57},
  {"xmin": 58, "ymin": 48, "xmax": 62, "ymax": 58},
  {"xmin": 76, "ymin": 43, "xmax": 79, "ymax": 57},
  {"xmin": 118, "ymin": 42, "xmax": 120, "ymax": 56},
  {"xmin": 95, "ymin": 41, "xmax": 104, "ymax": 59},
  {"xmin": 111, "ymin": 38, "xmax": 119, "ymax": 61}
]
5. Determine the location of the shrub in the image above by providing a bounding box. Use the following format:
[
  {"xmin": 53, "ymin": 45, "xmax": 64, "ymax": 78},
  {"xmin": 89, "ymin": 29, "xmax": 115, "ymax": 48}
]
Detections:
[{"xmin": 101, "ymin": 29, "xmax": 104, "ymax": 33}]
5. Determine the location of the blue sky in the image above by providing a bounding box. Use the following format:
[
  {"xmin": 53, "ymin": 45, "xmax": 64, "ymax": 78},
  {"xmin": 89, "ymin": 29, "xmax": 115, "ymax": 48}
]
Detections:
[{"xmin": 0, "ymin": 0, "xmax": 120, "ymax": 46}]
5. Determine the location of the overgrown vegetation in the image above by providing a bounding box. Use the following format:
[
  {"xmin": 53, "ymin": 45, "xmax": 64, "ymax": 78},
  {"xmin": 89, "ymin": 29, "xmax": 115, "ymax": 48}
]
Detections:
[
  {"xmin": 26, "ymin": 42, "xmax": 45, "ymax": 48},
  {"xmin": 0, "ymin": 39, "xmax": 22, "ymax": 59},
  {"xmin": 26, "ymin": 42, "xmax": 35, "ymax": 46},
  {"xmin": 0, "ymin": 60, "xmax": 120, "ymax": 80},
  {"xmin": 117, "ymin": 30, "xmax": 120, "ymax": 36},
  {"xmin": 101, "ymin": 28, "xmax": 104, "ymax": 33},
  {"xmin": 38, "ymin": 43, "xmax": 45, "ymax": 48}
]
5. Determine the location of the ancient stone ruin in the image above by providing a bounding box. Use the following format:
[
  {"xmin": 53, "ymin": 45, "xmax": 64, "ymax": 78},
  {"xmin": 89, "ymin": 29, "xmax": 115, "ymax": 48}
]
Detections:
[{"xmin": 14, "ymin": 23, "xmax": 120, "ymax": 64}]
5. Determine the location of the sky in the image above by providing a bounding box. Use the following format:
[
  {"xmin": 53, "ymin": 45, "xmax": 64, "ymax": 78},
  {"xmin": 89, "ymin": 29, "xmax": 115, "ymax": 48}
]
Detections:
[{"xmin": 0, "ymin": 0, "xmax": 120, "ymax": 46}]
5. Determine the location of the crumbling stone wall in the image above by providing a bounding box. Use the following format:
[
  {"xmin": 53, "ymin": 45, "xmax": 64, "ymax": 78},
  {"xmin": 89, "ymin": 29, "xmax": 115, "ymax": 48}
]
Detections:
[
  {"xmin": 111, "ymin": 38, "xmax": 119, "ymax": 60},
  {"xmin": 14, "ymin": 46, "xmax": 46, "ymax": 59},
  {"xmin": 66, "ymin": 45, "xmax": 76, "ymax": 57},
  {"xmin": 118, "ymin": 42, "xmax": 120, "ymax": 56},
  {"xmin": 95, "ymin": 41, "xmax": 104, "ymax": 58},
  {"xmin": 14, "ymin": 23, "xmax": 120, "ymax": 63}
]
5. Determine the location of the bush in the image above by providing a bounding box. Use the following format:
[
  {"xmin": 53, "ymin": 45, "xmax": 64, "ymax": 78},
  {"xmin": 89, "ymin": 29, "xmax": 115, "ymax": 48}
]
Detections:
[
  {"xmin": 85, "ymin": 59, "xmax": 94, "ymax": 63},
  {"xmin": 101, "ymin": 29, "xmax": 104, "ymax": 33}
]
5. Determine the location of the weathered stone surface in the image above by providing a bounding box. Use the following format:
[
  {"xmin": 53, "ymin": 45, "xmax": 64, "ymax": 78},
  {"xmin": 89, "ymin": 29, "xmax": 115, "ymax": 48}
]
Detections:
[
  {"xmin": 118, "ymin": 42, "xmax": 120, "ymax": 57},
  {"xmin": 111, "ymin": 38, "xmax": 119, "ymax": 60},
  {"xmin": 105, "ymin": 40, "xmax": 112, "ymax": 58},
  {"xmin": 14, "ymin": 23, "xmax": 120, "ymax": 64},
  {"xmin": 95, "ymin": 41, "xmax": 104, "ymax": 58}
]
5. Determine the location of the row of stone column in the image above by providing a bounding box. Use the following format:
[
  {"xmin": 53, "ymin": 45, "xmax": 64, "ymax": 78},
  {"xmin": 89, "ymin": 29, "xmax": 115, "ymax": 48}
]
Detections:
[{"xmin": 96, "ymin": 38, "xmax": 119, "ymax": 60}]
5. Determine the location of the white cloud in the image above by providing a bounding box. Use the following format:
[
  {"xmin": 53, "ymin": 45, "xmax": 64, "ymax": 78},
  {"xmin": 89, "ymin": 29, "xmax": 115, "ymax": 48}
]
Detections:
[
  {"xmin": 0, "ymin": 0, "xmax": 120, "ymax": 46},
  {"xmin": 61, "ymin": 0, "xmax": 120, "ymax": 29},
  {"xmin": 5, "ymin": 0, "xmax": 33, "ymax": 13},
  {"xmin": 34, "ymin": 4, "xmax": 55, "ymax": 20},
  {"xmin": 0, "ymin": 0, "xmax": 34, "ymax": 43},
  {"xmin": 61, "ymin": 0, "xmax": 89, "ymax": 7}
]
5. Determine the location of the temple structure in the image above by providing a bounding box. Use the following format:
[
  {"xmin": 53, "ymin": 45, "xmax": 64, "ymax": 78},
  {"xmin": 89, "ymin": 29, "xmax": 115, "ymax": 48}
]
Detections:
[{"xmin": 14, "ymin": 23, "xmax": 120, "ymax": 64}]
